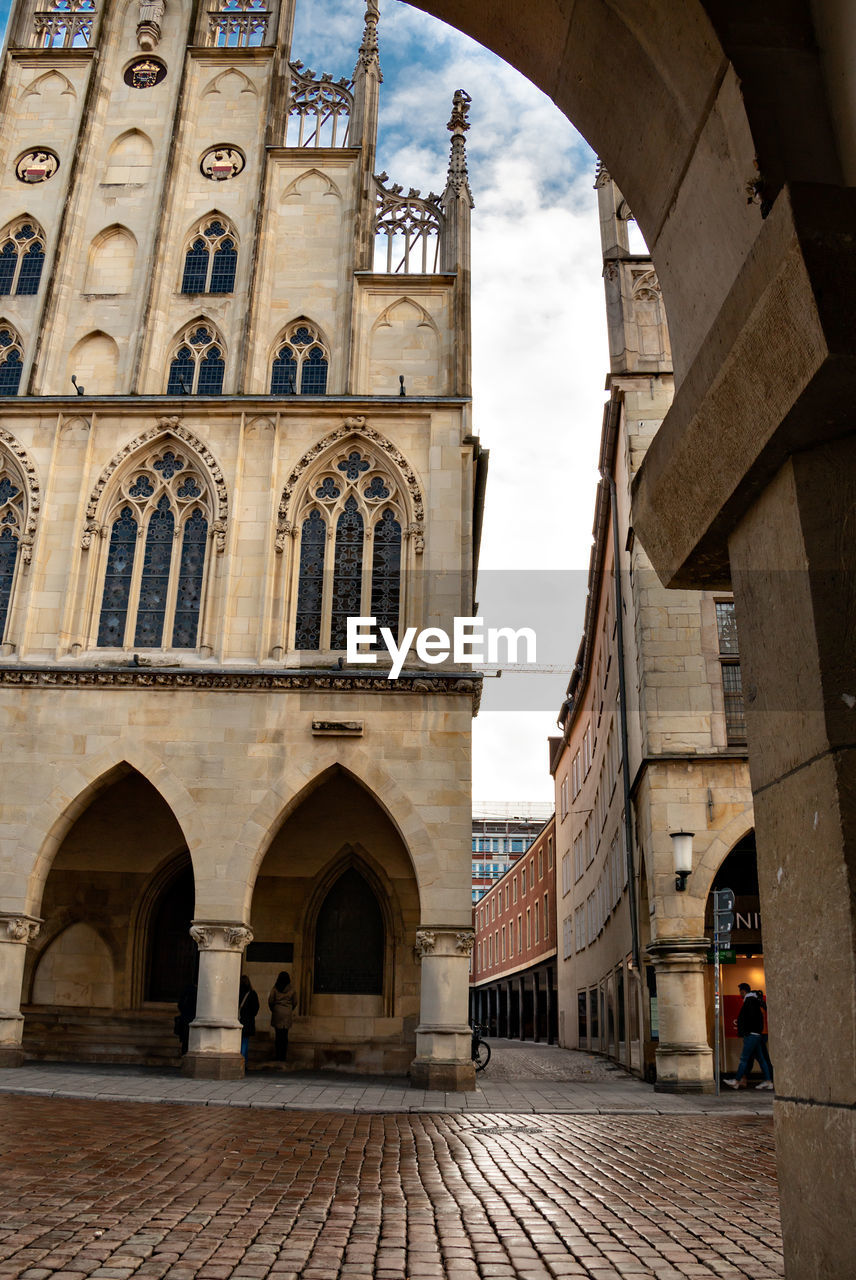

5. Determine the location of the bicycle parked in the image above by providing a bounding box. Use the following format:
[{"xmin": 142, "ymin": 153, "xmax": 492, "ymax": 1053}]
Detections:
[{"xmin": 471, "ymin": 1021, "xmax": 491, "ymax": 1072}]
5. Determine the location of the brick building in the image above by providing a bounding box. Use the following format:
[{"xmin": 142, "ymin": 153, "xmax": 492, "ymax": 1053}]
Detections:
[{"xmin": 470, "ymin": 814, "xmax": 556, "ymax": 1041}]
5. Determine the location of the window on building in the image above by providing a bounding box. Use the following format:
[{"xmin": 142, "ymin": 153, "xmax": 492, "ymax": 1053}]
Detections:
[
  {"xmin": 521, "ymin": 866, "xmax": 526, "ymax": 894},
  {"xmin": 271, "ymin": 321, "xmax": 329, "ymax": 394},
  {"xmin": 547, "ymin": 836, "xmax": 553, "ymax": 869},
  {"xmin": 293, "ymin": 444, "xmax": 406, "ymax": 650},
  {"xmin": 488, "ymin": 935, "xmax": 492, "ymax": 965},
  {"xmin": 180, "ymin": 218, "xmax": 237, "ymax": 294},
  {"xmin": 166, "ymin": 323, "xmax": 224, "ymax": 394},
  {"xmin": 560, "ymin": 775, "xmax": 569, "ymax": 818},
  {"xmin": 534, "ymin": 901, "xmax": 539, "ymax": 943},
  {"xmin": 0, "ymin": 453, "xmax": 27, "ymax": 640},
  {"xmin": 543, "ymin": 892, "xmax": 549, "ymax": 937},
  {"xmin": 0, "ymin": 221, "xmax": 46, "ymax": 297},
  {"xmin": 561, "ymin": 853, "xmax": 570, "ymax": 897},
  {"xmin": 501, "ymin": 925, "xmax": 506, "ymax": 960},
  {"xmin": 573, "ymin": 833, "xmax": 583, "ymax": 883},
  {"xmin": 0, "ymin": 326, "xmax": 24, "ymax": 396},
  {"xmin": 716, "ymin": 599, "xmax": 746, "ymax": 743},
  {"xmin": 526, "ymin": 908, "xmax": 531, "ymax": 948},
  {"xmin": 537, "ymin": 849, "xmax": 543, "ymax": 879},
  {"xmin": 517, "ymin": 914, "xmax": 522, "ymax": 952},
  {"xmin": 494, "ymin": 929, "xmax": 498, "ymax": 963},
  {"xmin": 563, "ymin": 915, "xmax": 572, "ymax": 960},
  {"xmin": 572, "ymin": 749, "xmax": 581, "ymax": 798},
  {"xmin": 491, "ymin": 897, "xmax": 495, "ymax": 922},
  {"xmin": 530, "ymin": 857, "xmax": 534, "ymax": 884},
  {"xmin": 513, "ymin": 876, "xmax": 518, "ymax": 903},
  {"xmin": 508, "ymin": 921, "xmax": 513, "ymax": 957},
  {"xmin": 504, "ymin": 884, "xmax": 509, "ymax": 910},
  {"xmin": 96, "ymin": 445, "xmax": 211, "ymax": 649},
  {"xmin": 31, "ymin": 0, "xmax": 95, "ymax": 47},
  {"xmin": 578, "ymin": 990, "xmax": 588, "ymax": 1042}
]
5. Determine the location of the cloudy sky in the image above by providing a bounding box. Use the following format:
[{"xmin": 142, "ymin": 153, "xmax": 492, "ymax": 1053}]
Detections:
[{"xmin": 0, "ymin": 0, "xmax": 622, "ymax": 809}]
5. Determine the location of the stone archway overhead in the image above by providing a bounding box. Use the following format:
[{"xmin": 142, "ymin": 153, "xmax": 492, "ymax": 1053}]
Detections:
[
  {"xmin": 275, "ymin": 416, "xmax": 424, "ymax": 552},
  {"xmin": 81, "ymin": 417, "xmax": 228, "ymax": 552}
]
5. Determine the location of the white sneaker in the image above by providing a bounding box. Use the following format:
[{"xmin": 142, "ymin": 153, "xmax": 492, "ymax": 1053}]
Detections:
[
  {"xmin": 724, "ymin": 1078, "xmax": 740, "ymax": 1089},
  {"xmin": 756, "ymin": 1080, "xmax": 775, "ymax": 1090}
]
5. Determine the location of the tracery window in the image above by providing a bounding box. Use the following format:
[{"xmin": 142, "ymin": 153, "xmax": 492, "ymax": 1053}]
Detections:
[
  {"xmin": 0, "ymin": 458, "xmax": 26, "ymax": 640},
  {"xmin": 286, "ymin": 63, "xmax": 353, "ymax": 148},
  {"xmin": 270, "ymin": 322, "xmax": 328, "ymax": 395},
  {"xmin": 0, "ymin": 222, "xmax": 46, "ymax": 297},
  {"xmin": 207, "ymin": 0, "xmax": 270, "ymax": 48},
  {"xmin": 96, "ymin": 445, "xmax": 211, "ymax": 648},
  {"xmin": 31, "ymin": 0, "xmax": 95, "ymax": 49},
  {"xmin": 0, "ymin": 327, "xmax": 24, "ymax": 397},
  {"xmin": 292, "ymin": 443, "xmax": 404, "ymax": 651},
  {"xmin": 374, "ymin": 177, "xmax": 442, "ymax": 274},
  {"xmin": 166, "ymin": 323, "xmax": 224, "ymax": 395},
  {"xmin": 180, "ymin": 219, "xmax": 237, "ymax": 294}
]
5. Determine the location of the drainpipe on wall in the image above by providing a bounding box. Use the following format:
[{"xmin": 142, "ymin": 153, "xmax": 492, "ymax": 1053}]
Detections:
[{"xmin": 605, "ymin": 470, "xmax": 641, "ymax": 974}]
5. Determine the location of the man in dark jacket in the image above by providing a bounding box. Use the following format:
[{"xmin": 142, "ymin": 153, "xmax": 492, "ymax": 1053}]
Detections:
[{"xmin": 725, "ymin": 983, "xmax": 774, "ymax": 1090}]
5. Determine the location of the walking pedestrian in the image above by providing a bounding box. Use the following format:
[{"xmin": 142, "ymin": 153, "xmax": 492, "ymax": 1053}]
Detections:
[
  {"xmin": 238, "ymin": 974, "xmax": 259, "ymax": 1064},
  {"xmin": 725, "ymin": 983, "xmax": 774, "ymax": 1090},
  {"xmin": 268, "ymin": 970, "xmax": 296, "ymax": 1062}
]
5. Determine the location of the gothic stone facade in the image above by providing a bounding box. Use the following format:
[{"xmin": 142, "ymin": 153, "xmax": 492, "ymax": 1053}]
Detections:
[{"xmin": 0, "ymin": 0, "xmax": 482, "ymax": 1087}]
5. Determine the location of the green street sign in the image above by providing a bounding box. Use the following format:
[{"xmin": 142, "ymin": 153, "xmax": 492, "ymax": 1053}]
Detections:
[{"xmin": 706, "ymin": 948, "xmax": 736, "ymax": 964}]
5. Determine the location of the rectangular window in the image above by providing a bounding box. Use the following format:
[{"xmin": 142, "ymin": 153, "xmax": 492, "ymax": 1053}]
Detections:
[
  {"xmin": 530, "ymin": 857, "xmax": 535, "ymax": 884},
  {"xmin": 544, "ymin": 892, "xmax": 549, "ymax": 937},
  {"xmin": 491, "ymin": 897, "xmax": 495, "ymax": 922},
  {"xmin": 582, "ymin": 724, "xmax": 591, "ymax": 776},
  {"xmin": 572, "ymin": 750, "xmax": 581, "ymax": 797},
  {"xmin": 548, "ymin": 836, "xmax": 553, "ymax": 869},
  {"xmin": 501, "ymin": 925, "xmax": 506, "ymax": 960},
  {"xmin": 560, "ymin": 775, "xmax": 569, "ymax": 819},
  {"xmin": 578, "ymin": 991, "xmax": 588, "ymax": 1043},
  {"xmin": 563, "ymin": 915, "xmax": 572, "ymax": 960},
  {"xmin": 538, "ymin": 850, "xmax": 543, "ymax": 879},
  {"xmin": 716, "ymin": 599, "xmax": 746, "ymax": 743},
  {"xmin": 534, "ymin": 901, "xmax": 540, "ymax": 943},
  {"xmin": 495, "ymin": 930, "xmax": 499, "ymax": 964},
  {"xmin": 509, "ymin": 922, "xmax": 514, "ymax": 958},
  {"xmin": 522, "ymin": 867, "xmax": 527, "ymax": 894},
  {"xmin": 517, "ymin": 914, "xmax": 522, "ymax": 953},
  {"xmin": 505, "ymin": 884, "xmax": 509, "ymax": 910},
  {"xmin": 573, "ymin": 833, "xmax": 584, "ymax": 882},
  {"xmin": 587, "ymin": 892, "xmax": 596, "ymax": 945},
  {"xmin": 488, "ymin": 935, "xmax": 492, "ymax": 965},
  {"xmin": 526, "ymin": 907, "xmax": 531, "ymax": 948},
  {"xmin": 513, "ymin": 877, "xmax": 518, "ymax": 903},
  {"xmin": 589, "ymin": 988, "xmax": 599, "ymax": 1039},
  {"xmin": 562, "ymin": 852, "xmax": 570, "ymax": 897}
]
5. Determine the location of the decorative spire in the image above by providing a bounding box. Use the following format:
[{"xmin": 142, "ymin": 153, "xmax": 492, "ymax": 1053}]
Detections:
[
  {"xmin": 594, "ymin": 157, "xmax": 610, "ymax": 189},
  {"xmin": 356, "ymin": 0, "xmax": 382, "ymax": 78},
  {"xmin": 445, "ymin": 89, "xmax": 473, "ymax": 205}
]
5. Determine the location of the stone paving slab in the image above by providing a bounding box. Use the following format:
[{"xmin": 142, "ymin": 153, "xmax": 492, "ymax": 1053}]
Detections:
[
  {"xmin": 0, "ymin": 1096, "xmax": 783, "ymax": 1280},
  {"xmin": 0, "ymin": 1060, "xmax": 775, "ymax": 1116}
]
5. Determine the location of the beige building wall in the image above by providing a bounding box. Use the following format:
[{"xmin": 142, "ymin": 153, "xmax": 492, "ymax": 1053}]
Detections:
[{"xmin": 0, "ymin": 0, "xmax": 482, "ymax": 1088}]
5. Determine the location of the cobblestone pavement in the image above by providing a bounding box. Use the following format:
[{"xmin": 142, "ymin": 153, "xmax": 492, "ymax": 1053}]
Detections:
[
  {"xmin": 0, "ymin": 1097, "xmax": 782, "ymax": 1280},
  {"xmin": 473, "ymin": 1040, "xmax": 618, "ymax": 1082}
]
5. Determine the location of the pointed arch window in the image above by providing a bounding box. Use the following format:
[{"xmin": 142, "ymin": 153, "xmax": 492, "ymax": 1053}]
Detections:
[
  {"xmin": 314, "ymin": 867, "xmax": 384, "ymax": 995},
  {"xmin": 0, "ymin": 460, "xmax": 26, "ymax": 641},
  {"xmin": 166, "ymin": 323, "xmax": 224, "ymax": 394},
  {"xmin": 0, "ymin": 222, "xmax": 45, "ymax": 297},
  {"xmin": 292, "ymin": 443, "xmax": 407, "ymax": 651},
  {"xmin": 180, "ymin": 219, "xmax": 237, "ymax": 294},
  {"xmin": 0, "ymin": 328, "xmax": 24, "ymax": 396},
  {"xmin": 270, "ymin": 322, "xmax": 328, "ymax": 395},
  {"xmin": 96, "ymin": 445, "xmax": 211, "ymax": 648}
]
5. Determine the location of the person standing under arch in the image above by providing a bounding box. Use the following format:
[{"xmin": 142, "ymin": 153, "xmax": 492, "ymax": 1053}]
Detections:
[
  {"xmin": 268, "ymin": 970, "xmax": 296, "ymax": 1062},
  {"xmin": 238, "ymin": 974, "xmax": 259, "ymax": 1064}
]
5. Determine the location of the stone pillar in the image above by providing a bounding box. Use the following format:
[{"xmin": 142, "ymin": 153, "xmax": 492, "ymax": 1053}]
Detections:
[
  {"xmin": 646, "ymin": 938, "xmax": 713, "ymax": 1092},
  {"xmin": 729, "ymin": 438, "xmax": 856, "ymax": 1277},
  {"xmin": 518, "ymin": 976, "xmax": 525, "ymax": 1040},
  {"xmin": 410, "ymin": 928, "xmax": 476, "ymax": 1090},
  {"xmin": 0, "ymin": 914, "xmax": 40, "ymax": 1066},
  {"xmin": 533, "ymin": 970, "xmax": 541, "ymax": 1042},
  {"xmin": 182, "ymin": 921, "xmax": 252, "ymax": 1080}
]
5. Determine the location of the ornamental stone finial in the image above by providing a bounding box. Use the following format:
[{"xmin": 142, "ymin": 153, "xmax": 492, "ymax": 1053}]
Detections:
[
  {"xmin": 445, "ymin": 90, "xmax": 473, "ymax": 205},
  {"xmin": 356, "ymin": 0, "xmax": 381, "ymax": 74}
]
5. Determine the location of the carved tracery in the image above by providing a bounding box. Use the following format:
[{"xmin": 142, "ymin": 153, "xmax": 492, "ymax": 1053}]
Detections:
[
  {"xmin": 286, "ymin": 62, "xmax": 353, "ymax": 148},
  {"xmin": 374, "ymin": 174, "xmax": 443, "ymax": 274}
]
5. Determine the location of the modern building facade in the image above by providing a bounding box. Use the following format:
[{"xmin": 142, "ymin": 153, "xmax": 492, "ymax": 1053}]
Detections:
[
  {"xmin": 0, "ymin": 0, "xmax": 486, "ymax": 1087},
  {"xmin": 470, "ymin": 813, "xmax": 556, "ymax": 1042},
  {"xmin": 471, "ymin": 801, "xmax": 552, "ymax": 903},
  {"xmin": 550, "ymin": 170, "xmax": 757, "ymax": 1091}
]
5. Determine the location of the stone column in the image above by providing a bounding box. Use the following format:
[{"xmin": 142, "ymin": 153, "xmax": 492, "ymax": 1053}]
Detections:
[
  {"xmin": 646, "ymin": 938, "xmax": 713, "ymax": 1092},
  {"xmin": 0, "ymin": 914, "xmax": 40, "ymax": 1067},
  {"xmin": 410, "ymin": 928, "xmax": 475, "ymax": 1090},
  {"xmin": 729, "ymin": 438, "xmax": 856, "ymax": 1276},
  {"xmin": 533, "ymin": 970, "xmax": 541, "ymax": 1042},
  {"xmin": 545, "ymin": 968, "xmax": 554, "ymax": 1045},
  {"xmin": 518, "ymin": 976, "xmax": 525, "ymax": 1041},
  {"xmin": 182, "ymin": 921, "xmax": 253, "ymax": 1080}
]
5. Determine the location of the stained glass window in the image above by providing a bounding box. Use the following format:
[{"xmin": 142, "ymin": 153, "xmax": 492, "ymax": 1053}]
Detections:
[
  {"xmin": 270, "ymin": 344, "xmax": 297, "ymax": 394},
  {"xmin": 97, "ymin": 506, "xmax": 137, "ymax": 645},
  {"xmin": 330, "ymin": 496, "xmax": 363, "ymax": 650},
  {"xmin": 134, "ymin": 495, "xmax": 174, "ymax": 647},
  {"xmin": 154, "ymin": 451, "xmax": 183, "ymax": 480},
  {"xmin": 210, "ymin": 239, "xmax": 237, "ymax": 293},
  {"xmin": 197, "ymin": 345, "xmax": 224, "ymax": 394},
  {"xmin": 300, "ymin": 346, "xmax": 328, "ymax": 394},
  {"xmin": 0, "ymin": 222, "xmax": 45, "ymax": 297},
  {"xmin": 364, "ymin": 476, "xmax": 389, "ymax": 500},
  {"xmin": 370, "ymin": 508, "xmax": 401, "ymax": 639},
  {"xmin": 295, "ymin": 509, "xmax": 325, "ymax": 650},
  {"xmin": 167, "ymin": 346, "xmax": 194, "ymax": 394},
  {"xmin": 315, "ymin": 477, "xmax": 340, "ymax": 500},
  {"xmin": 172, "ymin": 509, "xmax": 207, "ymax": 647},
  {"xmin": 0, "ymin": 350, "xmax": 23, "ymax": 396},
  {"xmin": 270, "ymin": 321, "xmax": 329, "ymax": 395},
  {"xmin": 181, "ymin": 239, "xmax": 208, "ymax": 293},
  {"xmin": 337, "ymin": 451, "xmax": 369, "ymax": 481},
  {"xmin": 0, "ymin": 526, "xmax": 18, "ymax": 641}
]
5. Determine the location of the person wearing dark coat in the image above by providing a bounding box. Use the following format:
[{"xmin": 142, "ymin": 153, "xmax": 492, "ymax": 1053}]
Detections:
[
  {"xmin": 725, "ymin": 983, "xmax": 774, "ymax": 1090},
  {"xmin": 268, "ymin": 970, "xmax": 296, "ymax": 1062},
  {"xmin": 238, "ymin": 974, "xmax": 260, "ymax": 1063}
]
